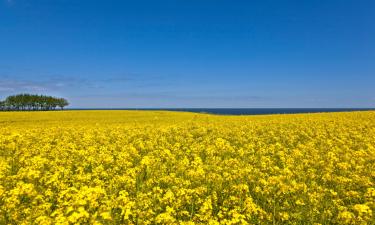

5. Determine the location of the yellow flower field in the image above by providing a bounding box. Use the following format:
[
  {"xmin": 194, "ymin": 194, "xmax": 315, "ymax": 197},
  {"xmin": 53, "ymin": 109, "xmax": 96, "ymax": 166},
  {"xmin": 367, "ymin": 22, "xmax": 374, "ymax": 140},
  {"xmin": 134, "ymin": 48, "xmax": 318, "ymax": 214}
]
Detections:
[{"xmin": 0, "ymin": 110, "xmax": 374, "ymax": 224}]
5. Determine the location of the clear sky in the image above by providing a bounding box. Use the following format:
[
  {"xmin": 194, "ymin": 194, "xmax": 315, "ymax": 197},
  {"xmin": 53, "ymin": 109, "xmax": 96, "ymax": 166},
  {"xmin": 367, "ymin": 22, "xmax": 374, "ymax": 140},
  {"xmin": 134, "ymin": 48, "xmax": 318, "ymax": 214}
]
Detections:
[{"xmin": 1, "ymin": 0, "xmax": 374, "ymax": 108}]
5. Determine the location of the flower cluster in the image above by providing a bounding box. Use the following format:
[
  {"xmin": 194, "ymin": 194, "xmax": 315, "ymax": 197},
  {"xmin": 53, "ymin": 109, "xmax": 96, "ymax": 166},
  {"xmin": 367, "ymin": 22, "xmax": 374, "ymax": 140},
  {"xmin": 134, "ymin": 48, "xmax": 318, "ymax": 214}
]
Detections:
[{"xmin": 0, "ymin": 110, "xmax": 374, "ymax": 224}]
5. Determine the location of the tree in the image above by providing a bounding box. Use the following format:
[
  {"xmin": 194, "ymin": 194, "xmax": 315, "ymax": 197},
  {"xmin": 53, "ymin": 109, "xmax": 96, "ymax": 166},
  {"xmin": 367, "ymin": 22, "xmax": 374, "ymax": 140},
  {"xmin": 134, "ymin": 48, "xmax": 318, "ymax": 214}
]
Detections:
[
  {"xmin": 0, "ymin": 94, "xmax": 69, "ymax": 111},
  {"xmin": 0, "ymin": 100, "xmax": 6, "ymax": 111},
  {"xmin": 57, "ymin": 98, "xmax": 69, "ymax": 110}
]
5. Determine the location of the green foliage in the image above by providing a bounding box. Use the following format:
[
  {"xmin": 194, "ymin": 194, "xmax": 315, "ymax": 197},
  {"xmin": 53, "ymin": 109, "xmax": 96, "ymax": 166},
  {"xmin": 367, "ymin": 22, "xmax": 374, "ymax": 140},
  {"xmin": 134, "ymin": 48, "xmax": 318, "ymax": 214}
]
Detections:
[{"xmin": 0, "ymin": 93, "xmax": 69, "ymax": 111}]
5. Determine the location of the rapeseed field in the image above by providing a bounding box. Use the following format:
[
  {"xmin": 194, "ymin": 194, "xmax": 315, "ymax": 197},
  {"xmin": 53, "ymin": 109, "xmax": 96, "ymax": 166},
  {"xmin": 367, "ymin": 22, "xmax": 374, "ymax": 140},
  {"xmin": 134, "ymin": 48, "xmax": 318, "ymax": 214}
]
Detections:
[{"xmin": 0, "ymin": 110, "xmax": 374, "ymax": 224}]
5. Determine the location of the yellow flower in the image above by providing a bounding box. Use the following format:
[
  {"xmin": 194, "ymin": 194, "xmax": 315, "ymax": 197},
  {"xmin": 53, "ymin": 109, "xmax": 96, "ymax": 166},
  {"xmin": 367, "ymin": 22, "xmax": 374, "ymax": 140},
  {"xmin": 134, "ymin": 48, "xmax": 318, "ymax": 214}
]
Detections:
[
  {"xmin": 338, "ymin": 211, "xmax": 354, "ymax": 224},
  {"xmin": 353, "ymin": 204, "xmax": 372, "ymax": 217},
  {"xmin": 1, "ymin": 110, "xmax": 374, "ymax": 224}
]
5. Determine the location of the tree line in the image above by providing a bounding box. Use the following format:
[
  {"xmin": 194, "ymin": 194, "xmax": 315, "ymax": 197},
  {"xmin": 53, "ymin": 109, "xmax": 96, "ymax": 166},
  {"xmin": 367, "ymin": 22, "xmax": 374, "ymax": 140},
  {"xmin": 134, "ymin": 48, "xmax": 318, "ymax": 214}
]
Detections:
[{"xmin": 0, "ymin": 94, "xmax": 69, "ymax": 111}]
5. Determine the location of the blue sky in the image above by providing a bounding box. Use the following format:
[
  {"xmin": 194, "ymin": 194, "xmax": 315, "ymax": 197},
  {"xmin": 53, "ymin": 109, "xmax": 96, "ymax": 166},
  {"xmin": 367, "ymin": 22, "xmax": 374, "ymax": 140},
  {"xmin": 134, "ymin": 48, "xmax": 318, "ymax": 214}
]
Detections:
[{"xmin": 1, "ymin": 0, "xmax": 374, "ymax": 108}]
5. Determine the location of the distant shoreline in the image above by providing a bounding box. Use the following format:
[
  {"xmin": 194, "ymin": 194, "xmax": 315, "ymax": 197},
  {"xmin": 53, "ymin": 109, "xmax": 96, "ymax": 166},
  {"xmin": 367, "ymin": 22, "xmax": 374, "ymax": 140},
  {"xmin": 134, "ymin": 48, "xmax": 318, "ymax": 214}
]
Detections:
[{"xmin": 62, "ymin": 108, "xmax": 375, "ymax": 115}]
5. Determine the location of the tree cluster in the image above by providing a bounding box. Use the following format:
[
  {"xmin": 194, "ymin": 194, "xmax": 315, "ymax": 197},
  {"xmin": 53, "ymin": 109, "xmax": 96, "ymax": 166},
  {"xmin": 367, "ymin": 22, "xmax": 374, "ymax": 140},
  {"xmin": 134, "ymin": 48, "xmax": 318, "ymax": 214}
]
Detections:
[{"xmin": 0, "ymin": 94, "xmax": 69, "ymax": 111}]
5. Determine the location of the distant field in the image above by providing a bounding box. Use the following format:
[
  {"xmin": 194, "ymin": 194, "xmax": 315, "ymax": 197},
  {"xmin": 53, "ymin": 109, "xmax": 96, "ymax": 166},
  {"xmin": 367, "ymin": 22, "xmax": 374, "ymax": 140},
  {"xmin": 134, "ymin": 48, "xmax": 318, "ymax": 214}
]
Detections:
[{"xmin": 0, "ymin": 111, "xmax": 374, "ymax": 224}]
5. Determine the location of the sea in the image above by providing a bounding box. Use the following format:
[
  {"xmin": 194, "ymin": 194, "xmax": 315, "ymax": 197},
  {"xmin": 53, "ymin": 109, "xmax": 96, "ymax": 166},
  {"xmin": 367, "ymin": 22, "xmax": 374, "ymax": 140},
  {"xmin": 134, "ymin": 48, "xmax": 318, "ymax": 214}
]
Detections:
[{"xmin": 70, "ymin": 108, "xmax": 375, "ymax": 115}]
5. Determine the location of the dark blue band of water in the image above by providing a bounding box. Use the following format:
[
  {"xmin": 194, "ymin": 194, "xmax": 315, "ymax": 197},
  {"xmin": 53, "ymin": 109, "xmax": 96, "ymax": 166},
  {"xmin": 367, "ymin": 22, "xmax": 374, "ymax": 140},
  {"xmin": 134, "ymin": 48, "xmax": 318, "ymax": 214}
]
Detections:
[{"xmin": 67, "ymin": 108, "xmax": 375, "ymax": 115}]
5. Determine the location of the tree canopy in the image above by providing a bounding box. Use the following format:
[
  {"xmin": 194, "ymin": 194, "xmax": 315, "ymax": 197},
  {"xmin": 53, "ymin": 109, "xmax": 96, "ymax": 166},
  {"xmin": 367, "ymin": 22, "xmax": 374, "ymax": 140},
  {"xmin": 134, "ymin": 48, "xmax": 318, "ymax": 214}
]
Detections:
[{"xmin": 0, "ymin": 94, "xmax": 69, "ymax": 111}]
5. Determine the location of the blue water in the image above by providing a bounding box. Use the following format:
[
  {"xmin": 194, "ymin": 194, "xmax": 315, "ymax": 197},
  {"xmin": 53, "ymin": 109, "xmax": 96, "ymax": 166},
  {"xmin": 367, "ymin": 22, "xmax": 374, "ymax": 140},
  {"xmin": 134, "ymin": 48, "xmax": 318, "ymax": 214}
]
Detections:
[{"xmin": 69, "ymin": 108, "xmax": 374, "ymax": 115}]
